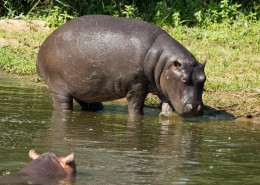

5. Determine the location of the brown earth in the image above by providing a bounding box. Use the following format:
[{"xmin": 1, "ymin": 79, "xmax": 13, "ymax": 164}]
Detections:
[
  {"xmin": 0, "ymin": 19, "xmax": 259, "ymax": 123},
  {"xmin": 203, "ymin": 91, "xmax": 260, "ymax": 123},
  {"xmin": 0, "ymin": 19, "xmax": 50, "ymax": 47},
  {"xmin": 0, "ymin": 19, "xmax": 50, "ymax": 33}
]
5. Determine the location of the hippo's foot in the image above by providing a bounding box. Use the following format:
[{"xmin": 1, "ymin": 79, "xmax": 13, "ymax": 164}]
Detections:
[
  {"xmin": 52, "ymin": 93, "xmax": 73, "ymax": 111},
  {"xmin": 75, "ymin": 99, "xmax": 104, "ymax": 112},
  {"xmin": 159, "ymin": 102, "xmax": 173, "ymax": 117}
]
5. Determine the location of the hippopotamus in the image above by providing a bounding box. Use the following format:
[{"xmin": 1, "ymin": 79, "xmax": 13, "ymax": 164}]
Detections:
[
  {"xmin": 0, "ymin": 149, "xmax": 76, "ymax": 185},
  {"xmin": 37, "ymin": 15, "xmax": 206, "ymax": 118}
]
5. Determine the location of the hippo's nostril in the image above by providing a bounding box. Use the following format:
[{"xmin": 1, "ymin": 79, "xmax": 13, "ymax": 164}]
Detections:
[
  {"xmin": 180, "ymin": 75, "xmax": 188, "ymax": 83},
  {"xmin": 181, "ymin": 103, "xmax": 203, "ymax": 117},
  {"xmin": 184, "ymin": 103, "xmax": 193, "ymax": 112}
]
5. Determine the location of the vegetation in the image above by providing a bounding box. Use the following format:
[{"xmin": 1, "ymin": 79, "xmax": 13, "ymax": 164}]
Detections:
[
  {"xmin": 0, "ymin": 0, "xmax": 258, "ymax": 26},
  {"xmin": 0, "ymin": 0, "xmax": 259, "ymax": 117},
  {"xmin": 0, "ymin": 20, "xmax": 49, "ymax": 74}
]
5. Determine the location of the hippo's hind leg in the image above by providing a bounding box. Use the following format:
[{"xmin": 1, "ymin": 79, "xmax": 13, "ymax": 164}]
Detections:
[
  {"xmin": 52, "ymin": 93, "xmax": 73, "ymax": 111},
  {"xmin": 75, "ymin": 99, "xmax": 104, "ymax": 112}
]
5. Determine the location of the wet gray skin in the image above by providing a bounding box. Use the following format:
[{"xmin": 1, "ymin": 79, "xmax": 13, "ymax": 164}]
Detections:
[{"xmin": 36, "ymin": 15, "xmax": 206, "ymax": 119}]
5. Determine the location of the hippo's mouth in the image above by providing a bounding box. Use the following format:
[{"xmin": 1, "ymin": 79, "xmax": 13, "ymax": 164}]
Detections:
[{"xmin": 178, "ymin": 103, "xmax": 204, "ymax": 117}]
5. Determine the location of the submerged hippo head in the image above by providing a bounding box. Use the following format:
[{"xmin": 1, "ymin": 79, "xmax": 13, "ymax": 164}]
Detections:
[
  {"xmin": 21, "ymin": 149, "xmax": 76, "ymax": 178},
  {"xmin": 160, "ymin": 57, "xmax": 206, "ymax": 117},
  {"xmin": 0, "ymin": 149, "xmax": 76, "ymax": 185}
]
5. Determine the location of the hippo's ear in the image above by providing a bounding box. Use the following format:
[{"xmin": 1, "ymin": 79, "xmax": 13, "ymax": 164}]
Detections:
[
  {"xmin": 60, "ymin": 153, "xmax": 75, "ymax": 167},
  {"xmin": 202, "ymin": 60, "xmax": 207, "ymax": 68},
  {"xmin": 29, "ymin": 149, "xmax": 40, "ymax": 160}
]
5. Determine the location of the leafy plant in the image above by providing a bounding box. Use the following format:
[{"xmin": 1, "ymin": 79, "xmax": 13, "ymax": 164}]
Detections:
[
  {"xmin": 194, "ymin": 0, "xmax": 257, "ymax": 27},
  {"xmin": 43, "ymin": 5, "xmax": 75, "ymax": 28},
  {"xmin": 154, "ymin": 1, "xmax": 171, "ymax": 26},
  {"xmin": 172, "ymin": 12, "xmax": 185, "ymax": 27},
  {"xmin": 122, "ymin": 5, "xmax": 137, "ymax": 18},
  {"xmin": 2, "ymin": 0, "xmax": 17, "ymax": 18},
  {"xmin": 0, "ymin": 0, "xmax": 258, "ymax": 28}
]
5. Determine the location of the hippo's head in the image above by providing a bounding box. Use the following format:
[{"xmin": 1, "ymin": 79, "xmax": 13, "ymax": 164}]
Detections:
[
  {"xmin": 160, "ymin": 56, "xmax": 206, "ymax": 117},
  {"xmin": 21, "ymin": 149, "xmax": 76, "ymax": 178}
]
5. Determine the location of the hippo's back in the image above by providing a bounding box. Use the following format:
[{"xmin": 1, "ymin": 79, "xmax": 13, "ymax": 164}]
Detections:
[
  {"xmin": 37, "ymin": 15, "xmax": 165, "ymax": 64},
  {"xmin": 37, "ymin": 15, "xmax": 166, "ymax": 101}
]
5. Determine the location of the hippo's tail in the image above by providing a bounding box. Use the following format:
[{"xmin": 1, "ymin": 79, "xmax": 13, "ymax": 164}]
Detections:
[
  {"xmin": 36, "ymin": 57, "xmax": 43, "ymax": 78},
  {"xmin": 36, "ymin": 46, "xmax": 47, "ymax": 79}
]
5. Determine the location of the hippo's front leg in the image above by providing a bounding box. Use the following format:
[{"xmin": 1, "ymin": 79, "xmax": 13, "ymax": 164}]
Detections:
[
  {"xmin": 159, "ymin": 98, "xmax": 173, "ymax": 117},
  {"xmin": 52, "ymin": 93, "xmax": 73, "ymax": 111},
  {"xmin": 126, "ymin": 83, "xmax": 147, "ymax": 118}
]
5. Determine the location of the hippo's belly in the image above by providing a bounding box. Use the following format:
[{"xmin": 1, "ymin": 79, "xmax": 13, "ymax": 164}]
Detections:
[{"xmin": 65, "ymin": 72, "xmax": 129, "ymax": 102}]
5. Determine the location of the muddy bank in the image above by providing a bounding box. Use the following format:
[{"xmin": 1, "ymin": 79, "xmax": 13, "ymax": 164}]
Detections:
[
  {"xmin": 0, "ymin": 69, "xmax": 259, "ymax": 123},
  {"xmin": 145, "ymin": 92, "xmax": 260, "ymax": 123},
  {"xmin": 204, "ymin": 91, "xmax": 260, "ymax": 123}
]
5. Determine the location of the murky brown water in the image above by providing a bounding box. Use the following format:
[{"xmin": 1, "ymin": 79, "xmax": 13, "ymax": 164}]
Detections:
[{"xmin": 1, "ymin": 75, "xmax": 260, "ymax": 185}]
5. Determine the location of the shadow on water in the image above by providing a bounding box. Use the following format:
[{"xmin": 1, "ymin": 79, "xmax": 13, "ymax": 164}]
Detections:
[
  {"xmin": 1, "ymin": 75, "xmax": 260, "ymax": 185},
  {"xmin": 182, "ymin": 105, "xmax": 236, "ymax": 122}
]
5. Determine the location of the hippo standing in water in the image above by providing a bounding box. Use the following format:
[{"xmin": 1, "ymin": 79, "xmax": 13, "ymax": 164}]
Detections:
[
  {"xmin": 0, "ymin": 150, "xmax": 76, "ymax": 185},
  {"xmin": 37, "ymin": 15, "xmax": 206, "ymax": 118}
]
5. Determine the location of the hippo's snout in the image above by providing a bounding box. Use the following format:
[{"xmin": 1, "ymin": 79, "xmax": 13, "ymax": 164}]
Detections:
[{"xmin": 181, "ymin": 103, "xmax": 203, "ymax": 117}]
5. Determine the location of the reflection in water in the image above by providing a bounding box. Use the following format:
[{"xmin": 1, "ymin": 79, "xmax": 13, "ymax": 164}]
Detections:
[
  {"xmin": 40, "ymin": 110, "xmax": 203, "ymax": 184},
  {"xmin": 1, "ymin": 76, "xmax": 260, "ymax": 184}
]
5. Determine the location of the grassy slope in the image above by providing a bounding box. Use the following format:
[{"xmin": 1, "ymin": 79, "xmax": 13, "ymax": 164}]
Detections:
[
  {"xmin": 0, "ymin": 19, "xmax": 259, "ymax": 117},
  {"xmin": 0, "ymin": 20, "xmax": 50, "ymax": 74},
  {"xmin": 166, "ymin": 23, "xmax": 260, "ymax": 92}
]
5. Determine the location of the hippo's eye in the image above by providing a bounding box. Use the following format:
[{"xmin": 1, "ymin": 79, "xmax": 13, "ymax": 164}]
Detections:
[{"xmin": 173, "ymin": 61, "xmax": 181, "ymax": 68}]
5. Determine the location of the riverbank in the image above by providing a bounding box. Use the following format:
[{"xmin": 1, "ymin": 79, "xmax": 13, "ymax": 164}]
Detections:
[{"xmin": 0, "ymin": 19, "xmax": 259, "ymax": 120}]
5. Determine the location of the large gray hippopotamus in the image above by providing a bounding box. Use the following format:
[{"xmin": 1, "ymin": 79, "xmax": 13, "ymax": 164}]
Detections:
[{"xmin": 37, "ymin": 15, "xmax": 206, "ymax": 118}]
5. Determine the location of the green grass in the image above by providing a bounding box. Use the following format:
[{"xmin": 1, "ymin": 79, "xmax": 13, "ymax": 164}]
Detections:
[
  {"xmin": 0, "ymin": 24, "xmax": 49, "ymax": 74},
  {"xmin": 0, "ymin": 45, "xmax": 37, "ymax": 74}
]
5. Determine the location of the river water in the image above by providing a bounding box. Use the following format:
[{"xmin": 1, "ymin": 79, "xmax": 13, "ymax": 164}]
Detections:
[{"xmin": 0, "ymin": 75, "xmax": 260, "ymax": 185}]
